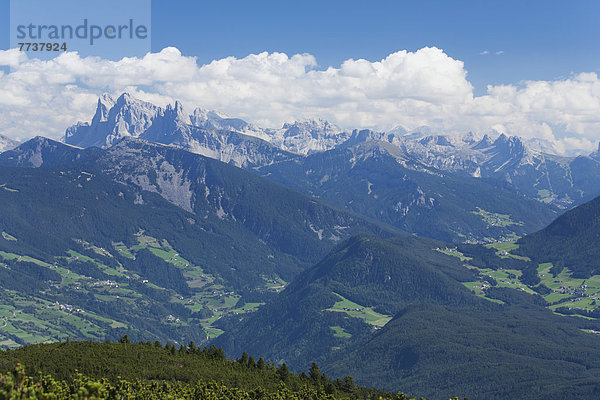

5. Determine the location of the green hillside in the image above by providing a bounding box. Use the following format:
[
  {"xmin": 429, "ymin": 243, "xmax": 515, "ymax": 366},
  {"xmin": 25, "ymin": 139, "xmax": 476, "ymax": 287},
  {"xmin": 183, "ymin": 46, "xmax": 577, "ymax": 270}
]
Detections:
[
  {"xmin": 516, "ymin": 194, "xmax": 600, "ymax": 278},
  {"xmin": 215, "ymin": 235, "xmax": 490, "ymax": 371},
  {"xmin": 215, "ymin": 235, "xmax": 600, "ymax": 400},
  {"xmin": 0, "ymin": 340, "xmax": 407, "ymax": 400},
  {"xmin": 258, "ymin": 142, "xmax": 558, "ymax": 243},
  {"xmin": 328, "ymin": 303, "xmax": 600, "ymax": 400},
  {"xmin": 0, "ymin": 162, "xmax": 396, "ymax": 348}
]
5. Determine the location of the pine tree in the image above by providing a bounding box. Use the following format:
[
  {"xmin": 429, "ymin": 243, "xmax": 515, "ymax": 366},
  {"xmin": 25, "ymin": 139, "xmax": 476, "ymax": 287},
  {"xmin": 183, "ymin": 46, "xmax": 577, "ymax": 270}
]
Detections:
[
  {"xmin": 341, "ymin": 376, "xmax": 355, "ymax": 393},
  {"xmin": 237, "ymin": 352, "xmax": 249, "ymax": 366},
  {"xmin": 309, "ymin": 362, "xmax": 321, "ymax": 383},
  {"xmin": 277, "ymin": 363, "xmax": 290, "ymax": 382}
]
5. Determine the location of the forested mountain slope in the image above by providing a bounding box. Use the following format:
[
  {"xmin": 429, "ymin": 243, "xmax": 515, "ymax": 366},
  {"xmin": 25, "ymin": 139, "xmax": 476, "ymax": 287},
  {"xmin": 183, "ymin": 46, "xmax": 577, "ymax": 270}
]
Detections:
[
  {"xmin": 258, "ymin": 141, "xmax": 558, "ymax": 242},
  {"xmin": 516, "ymin": 194, "xmax": 600, "ymax": 278},
  {"xmin": 215, "ymin": 235, "xmax": 600, "ymax": 400},
  {"xmin": 0, "ymin": 140, "xmax": 398, "ymax": 348}
]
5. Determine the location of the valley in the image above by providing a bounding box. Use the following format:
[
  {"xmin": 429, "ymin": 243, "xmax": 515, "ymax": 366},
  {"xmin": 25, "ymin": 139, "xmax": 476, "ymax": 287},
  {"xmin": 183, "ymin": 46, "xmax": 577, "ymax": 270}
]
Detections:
[
  {"xmin": 0, "ymin": 228, "xmax": 270, "ymax": 347},
  {"xmin": 443, "ymin": 242, "xmax": 600, "ymax": 319}
]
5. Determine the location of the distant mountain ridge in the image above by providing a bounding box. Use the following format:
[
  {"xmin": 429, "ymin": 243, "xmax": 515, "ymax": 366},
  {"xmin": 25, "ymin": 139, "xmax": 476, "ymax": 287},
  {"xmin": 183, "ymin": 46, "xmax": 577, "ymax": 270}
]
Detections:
[
  {"xmin": 64, "ymin": 94, "xmax": 299, "ymax": 169},
  {"xmin": 7, "ymin": 93, "xmax": 600, "ymax": 242},
  {"xmin": 342, "ymin": 129, "xmax": 600, "ymax": 208},
  {"xmin": 0, "ymin": 136, "xmax": 398, "ymax": 272},
  {"xmin": 63, "ymin": 93, "xmax": 349, "ymax": 166},
  {"xmin": 257, "ymin": 139, "xmax": 559, "ymax": 243},
  {"xmin": 60, "ymin": 93, "xmax": 600, "ymax": 209},
  {"xmin": 0, "ymin": 134, "xmax": 19, "ymax": 153}
]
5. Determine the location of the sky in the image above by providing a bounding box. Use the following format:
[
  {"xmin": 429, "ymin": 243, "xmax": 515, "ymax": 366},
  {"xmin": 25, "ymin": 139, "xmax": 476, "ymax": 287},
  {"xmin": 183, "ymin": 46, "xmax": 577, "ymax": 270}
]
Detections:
[
  {"xmin": 148, "ymin": 0, "xmax": 600, "ymax": 94},
  {"xmin": 0, "ymin": 0, "xmax": 599, "ymax": 154}
]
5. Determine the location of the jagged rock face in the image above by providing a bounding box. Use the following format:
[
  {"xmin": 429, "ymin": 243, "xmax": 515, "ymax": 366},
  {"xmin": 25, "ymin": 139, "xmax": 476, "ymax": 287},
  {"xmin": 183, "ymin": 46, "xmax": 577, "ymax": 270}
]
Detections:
[
  {"xmin": 60, "ymin": 93, "xmax": 600, "ymax": 208},
  {"xmin": 98, "ymin": 139, "xmax": 196, "ymax": 213},
  {"xmin": 64, "ymin": 94, "xmax": 160, "ymax": 148},
  {"xmin": 340, "ymin": 129, "xmax": 600, "ymax": 208},
  {"xmin": 63, "ymin": 93, "xmax": 300, "ymax": 168},
  {"xmin": 268, "ymin": 119, "xmax": 351, "ymax": 155},
  {"xmin": 63, "ymin": 94, "xmax": 355, "ymax": 163},
  {"xmin": 0, "ymin": 134, "xmax": 19, "ymax": 153},
  {"xmin": 190, "ymin": 108, "xmax": 271, "ymax": 141}
]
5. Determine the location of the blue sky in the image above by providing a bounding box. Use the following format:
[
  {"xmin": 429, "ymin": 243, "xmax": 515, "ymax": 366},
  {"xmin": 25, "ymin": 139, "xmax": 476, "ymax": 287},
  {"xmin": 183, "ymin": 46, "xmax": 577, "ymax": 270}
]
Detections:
[
  {"xmin": 1, "ymin": 0, "xmax": 599, "ymax": 93},
  {"xmin": 151, "ymin": 0, "xmax": 600, "ymax": 93},
  {"xmin": 1, "ymin": 0, "xmax": 599, "ymax": 153}
]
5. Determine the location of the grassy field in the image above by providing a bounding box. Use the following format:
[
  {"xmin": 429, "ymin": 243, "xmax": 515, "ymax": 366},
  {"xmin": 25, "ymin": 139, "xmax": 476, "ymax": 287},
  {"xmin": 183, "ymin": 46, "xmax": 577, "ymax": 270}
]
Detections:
[
  {"xmin": 205, "ymin": 327, "xmax": 224, "ymax": 339},
  {"xmin": 537, "ymin": 263, "xmax": 600, "ymax": 313},
  {"xmin": 448, "ymin": 242, "xmax": 600, "ymax": 320},
  {"xmin": 436, "ymin": 247, "xmax": 472, "ymax": 261},
  {"xmin": 0, "ymin": 251, "xmax": 51, "ymax": 267},
  {"xmin": 0, "ymin": 289, "xmax": 125, "ymax": 348},
  {"xmin": 485, "ymin": 242, "xmax": 530, "ymax": 261},
  {"xmin": 460, "ymin": 281, "xmax": 505, "ymax": 304},
  {"xmin": 1, "ymin": 232, "xmax": 17, "ymax": 241},
  {"xmin": 537, "ymin": 189, "xmax": 557, "ymax": 204},
  {"xmin": 326, "ymin": 293, "xmax": 392, "ymax": 327},
  {"xmin": 65, "ymin": 250, "xmax": 126, "ymax": 277},
  {"xmin": 0, "ymin": 231, "xmax": 269, "ymax": 347},
  {"xmin": 330, "ymin": 325, "xmax": 352, "ymax": 338},
  {"xmin": 112, "ymin": 242, "xmax": 134, "ymax": 259},
  {"xmin": 472, "ymin": 207, "xmax": 524, "ymax": 228},
  {"xmin": 480, "ymin": 268, "xmax": 536, "ymax": 294}
]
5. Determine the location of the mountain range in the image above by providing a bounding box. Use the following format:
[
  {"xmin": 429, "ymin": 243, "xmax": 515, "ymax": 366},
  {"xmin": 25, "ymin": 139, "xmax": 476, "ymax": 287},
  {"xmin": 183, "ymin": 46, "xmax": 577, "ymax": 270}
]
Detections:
[
  {"xmin": 62, "ymin": 93, "xmax": 600, "ymax": 212},
  {"xmin": 256, "ymin": 139, "xmax": 557, "ymax": 242},
  {"xmin": 0, "ymin": 134, "xmax": 19, "ymax": 153},
  {"xmin": 0, "ymin": 136, "xmax": 395, "ymax": 347},
  {"xmin": 5, "ymin": 93, "xmax": 600, "ymax": 399},
  {"xmin": 56, "ymin": 93, "xmax": 600, "ymax": 243}
]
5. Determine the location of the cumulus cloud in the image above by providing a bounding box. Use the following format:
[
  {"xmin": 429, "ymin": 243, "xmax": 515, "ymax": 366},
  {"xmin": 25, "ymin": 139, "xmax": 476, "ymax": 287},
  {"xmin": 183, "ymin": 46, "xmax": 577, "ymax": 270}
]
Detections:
[{"xmin": 0, "ymin": 46, "xmax": 599, "ymax": 154}]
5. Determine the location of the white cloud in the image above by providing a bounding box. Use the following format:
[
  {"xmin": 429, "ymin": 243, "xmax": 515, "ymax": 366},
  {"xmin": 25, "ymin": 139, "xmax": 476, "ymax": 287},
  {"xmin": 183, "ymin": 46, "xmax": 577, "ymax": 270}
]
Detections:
[
  {"xmin": 479, "ymin": 50, "xmax": 490, "ymax": 55},
  {"xmin": 0, "ymin": 46, "xmax": 599, "ymax": 154},
  {"xmin": 495, "ymin": 50, "xmax": 505, "ymax": 55}
]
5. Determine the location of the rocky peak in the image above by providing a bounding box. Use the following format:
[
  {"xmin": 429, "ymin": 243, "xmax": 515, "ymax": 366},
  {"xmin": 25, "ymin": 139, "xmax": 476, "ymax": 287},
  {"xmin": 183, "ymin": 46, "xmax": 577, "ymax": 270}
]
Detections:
[
  {"xmin": 91, "ymin": 94, "xmax": 116, "ymax": 124},
  {"xmin": 387, "ymin": 125, "xmax": 407, "ymax": 136},
  {"xmin": 0, "ymin": 134, "xmax": 20, "ymax": 153},
  {"xmin": 589, "ymin": 142, "xmax": 600, "ymax": 160},
  {"xmin": 494, "ymin": 134, "xmax": 525, "ymax": 153},
  {"xmin": 281, "ymin": 118, "xmax": 342, "ymax": 139},
  {"xmin": 418, "ymin": 135, "xmax": 455, "ymax": 147},
  {"xmin": 190, "ymin": 107, "xmax": 230, "ymax": 124},
  {"xmin": 164, "ymin": 101, "xmax": 191, "ymax": 125},
  {"xmin": 472, "ymin": 134, "xmax": 494, "ymax": 149},
  {"xmin": 342, "ymin": 129, "xmax": 387, "ymax": 147},
  {"xmin": 0, "ymin": 136, "xmax": 87, "ymax": 168}
]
